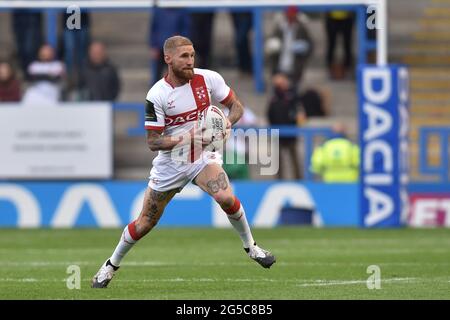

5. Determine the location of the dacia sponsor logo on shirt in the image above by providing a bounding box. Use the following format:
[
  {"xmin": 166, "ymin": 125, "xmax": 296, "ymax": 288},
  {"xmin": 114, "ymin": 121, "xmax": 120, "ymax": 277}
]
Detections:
[{"xmin": 165, "ymin": 110, "xmax": 198, "ymax": 126}]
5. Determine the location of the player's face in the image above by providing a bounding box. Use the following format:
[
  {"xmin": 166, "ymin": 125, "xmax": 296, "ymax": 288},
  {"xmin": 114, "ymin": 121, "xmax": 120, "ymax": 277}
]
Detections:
[{"xmin": 169, "ymin": 45, "xmax": 195, "ymax": 80}]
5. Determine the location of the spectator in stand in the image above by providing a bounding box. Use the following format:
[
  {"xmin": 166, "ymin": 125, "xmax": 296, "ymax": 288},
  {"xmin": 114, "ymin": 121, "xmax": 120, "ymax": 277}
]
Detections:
[
  {"xmin": 310, "ymin": 122, "xmax": 360, "ymax": 182},
  {"xmin": 298, "ymin": 87, "xmax": 330, "ymax": 119},
  {"xmin": 11, "ymin": 9, "xmax": 43, "ymax": 77},
  {"xmin": 0, "ymin": 61, "xmax": 21, "ymax": 102},
  {"xmin": 60, "ymin": 11, "xmax": 91, "ymax": 98},
  {"xmin": 324, "ymin": 11, "xmax": 355, "ymax": 80},
  {"xmin": 266, "ymin": 6, "xmax": 314, "ymax": 89},
  {"xmin": 22, "ymin": 44, "xmax": 65, "ymax": 104},
  {"xmin": 80, "ymin": 41, "xmax": 120, "ymax": 101},
  {"xmin": 231, "ymin": 11, "xmax": 253, "ymax": 75},
  {"xmin": 149, "ymin": 7, "xmax": 191, "ymax": 85},
  {"xmin": 266, "ymin": 73, "xmax": 304, "ymax": 180},
  {"xmin": 190, "ymin": 12, "xmax": 215, "ymax": 69}
]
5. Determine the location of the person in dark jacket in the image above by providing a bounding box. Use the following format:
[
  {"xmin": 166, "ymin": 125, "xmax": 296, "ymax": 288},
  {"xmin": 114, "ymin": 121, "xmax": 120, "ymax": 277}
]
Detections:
[
  {"xmin": 190, "ymin": 12, "xmax": 214, "ymax": 69},
  {"xmin": 298, "ymin": 87, "xmax": 330, "ymax": 118},
  {"xmin": 81, "ymin": 42, "xmax": 120, "ymax": 101},
  {"xmin": 11, "ymin": 9, "xmax": 43, "ymax": 77},
  {"xmin": 266, "ymin": 73, "xmax": 304, "ymax": 180},
  {"xmin": 325, "ymin": 11, "xmax": 355, "ymax": 80},
  {"xmin": 60, "ymin": 11, "xmax": 91, "ymax": 92},
  {"xmin": 0, "ymin": 61, "xmax": 21, "ymax": 102},
  {"xmin": 231, "ymin": 11, "xmax": 253, "ymax": 75}
]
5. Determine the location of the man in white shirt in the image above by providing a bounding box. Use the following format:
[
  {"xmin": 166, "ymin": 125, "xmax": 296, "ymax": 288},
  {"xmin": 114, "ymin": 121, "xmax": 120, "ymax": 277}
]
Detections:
[
  {"xmin": 22, "ymin": 44, "xmax": 65, "ymax": 104},
  {"xmin": 92, "ymin": 36, "xmax": 276, "ymax": 288}
]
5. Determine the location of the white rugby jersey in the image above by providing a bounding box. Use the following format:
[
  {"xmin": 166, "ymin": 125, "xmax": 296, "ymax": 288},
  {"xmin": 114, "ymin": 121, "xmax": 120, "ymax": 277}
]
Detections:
[{"xmin": 145, "ymin": 68, "xmax": 234, "ymax": 160}]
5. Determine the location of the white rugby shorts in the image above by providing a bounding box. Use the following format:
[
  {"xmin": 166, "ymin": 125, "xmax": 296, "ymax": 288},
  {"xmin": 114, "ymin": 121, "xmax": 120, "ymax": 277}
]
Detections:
[{"xmin": 148, "ymin": 151, "xmax": 223, "ymax": 192}]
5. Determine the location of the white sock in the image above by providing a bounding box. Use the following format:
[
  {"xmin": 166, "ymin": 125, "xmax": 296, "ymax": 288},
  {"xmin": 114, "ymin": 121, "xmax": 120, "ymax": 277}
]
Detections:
[
  {"xmin": 224, "ymin": 198, "xmax": 255, "ymax": 248},
  {"xmin": 110, "ymin": 221, "xmax": 139, "ymax": 267}
]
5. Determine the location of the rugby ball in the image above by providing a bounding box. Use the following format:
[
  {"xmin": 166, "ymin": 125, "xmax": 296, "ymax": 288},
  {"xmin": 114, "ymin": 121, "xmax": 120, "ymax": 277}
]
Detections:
[{"xmin": 198, "ymin": 105, "xmax": 229, "ymax": 149}]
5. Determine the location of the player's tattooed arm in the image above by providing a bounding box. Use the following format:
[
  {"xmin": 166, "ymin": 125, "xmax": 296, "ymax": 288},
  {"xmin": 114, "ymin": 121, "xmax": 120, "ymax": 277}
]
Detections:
[
  {"xmin": 146, "ymin": 130, "xmax": 184, "ymax": 151},
  {"xmin": 223, "ymin": 93, "xmax": 244, "ymax": 125}
]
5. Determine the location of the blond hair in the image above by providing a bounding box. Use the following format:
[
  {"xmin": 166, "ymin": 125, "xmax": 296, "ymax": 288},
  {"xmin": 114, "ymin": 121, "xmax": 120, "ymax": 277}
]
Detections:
[{"xmin": 163, "ymin": 36, "xmax": 193, "ymax": 55}]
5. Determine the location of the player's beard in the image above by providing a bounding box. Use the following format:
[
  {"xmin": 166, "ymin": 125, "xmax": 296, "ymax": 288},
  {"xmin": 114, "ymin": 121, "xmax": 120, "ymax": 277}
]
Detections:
[{"xmin": 173, "ymin": 66, "xmax": 194, "ymax": 81}]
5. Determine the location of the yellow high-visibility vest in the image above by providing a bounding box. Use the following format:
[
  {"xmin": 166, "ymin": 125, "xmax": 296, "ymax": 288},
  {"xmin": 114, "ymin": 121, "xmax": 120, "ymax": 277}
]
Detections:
[{"xmin": 310, "ymin": 138, "xmax": 360, "ymax": 182}]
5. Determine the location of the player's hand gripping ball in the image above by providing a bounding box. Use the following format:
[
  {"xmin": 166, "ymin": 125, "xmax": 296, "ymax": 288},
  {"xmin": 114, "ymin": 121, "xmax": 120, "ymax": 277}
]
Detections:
[{"xmin": 197, "ymin": 105, "xmax": 230, "ymax": 149}]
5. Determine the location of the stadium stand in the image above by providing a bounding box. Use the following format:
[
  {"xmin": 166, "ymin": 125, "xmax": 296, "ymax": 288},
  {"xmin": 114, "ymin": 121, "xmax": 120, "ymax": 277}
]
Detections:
[
  {"xmin": 0, "ymin": 0, "xmax": 443, "ymax": 181},
  {"xmin": 397, "ymin": 0, "xmax": 450, "ymax": 181}
]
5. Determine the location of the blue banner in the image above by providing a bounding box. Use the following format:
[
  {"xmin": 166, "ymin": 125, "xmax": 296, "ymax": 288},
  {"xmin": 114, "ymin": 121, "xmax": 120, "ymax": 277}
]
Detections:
[
  {"xmin": 358, "ymin": 65, "xmax": 409, "ymax": 227},
  {"xmin": 0, "ymin": 181, "xmax": 358, "ymax": 228}
]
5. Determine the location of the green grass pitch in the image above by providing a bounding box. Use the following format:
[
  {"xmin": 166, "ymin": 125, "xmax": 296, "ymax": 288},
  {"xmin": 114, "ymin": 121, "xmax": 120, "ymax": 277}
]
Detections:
[{"xmin": 0, "ymin": 227, "xmax": 449, "ymax": 300}]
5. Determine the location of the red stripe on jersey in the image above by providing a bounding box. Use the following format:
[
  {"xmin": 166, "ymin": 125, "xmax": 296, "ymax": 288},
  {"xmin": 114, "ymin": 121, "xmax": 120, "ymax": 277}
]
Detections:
[
  {"xmin": 189, "ymin": 74, "xmax": 210, "ymax": 162},
  {"xmin": 220, "ymin": 89, "xmax": 234, "ymax": 105},
  {"xmin": 190, "ymin": 138, "xmax": 204, "ymax": 163},
  {"xmin": 145, "ymin": 125, "xmax": 164, "ymax": 131},
  {"xmin": 190, "ymin": 74, "xmax": 210, "ymax": 111},
  {"xmin": 190, "ymin": 139, "xmax": 194, "ymax": 163}
]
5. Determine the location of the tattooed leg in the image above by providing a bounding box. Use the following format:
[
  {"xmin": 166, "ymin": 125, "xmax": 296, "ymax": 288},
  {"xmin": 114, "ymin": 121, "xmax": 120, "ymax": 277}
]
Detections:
[
  {"xmin": 195, "ymin": 165, "xmax": 234, "ymax": 208},
  {"xmin": 206, "ymin": 172, "xmax": 229, "ymax": 194},
  {"xmin": 193, "ymin": 164, "xmax": 257, "ymax": 250},
  {"xmin": 135, "ymin": 188, "xmax": 177, "ymax": 236},
  {"xmin": 104, "ymin": 187, "xmax": 177, "ymax": 271},
  {"xmin": 150, "ymin": 189, "xmax": 171, "ymax": 201}
]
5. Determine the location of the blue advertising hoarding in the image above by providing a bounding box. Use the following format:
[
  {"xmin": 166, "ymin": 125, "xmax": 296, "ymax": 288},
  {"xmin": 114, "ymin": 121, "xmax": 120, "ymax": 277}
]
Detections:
[
  {"xmin": 2, "ymin": 181, "xmax": 448, "ymax": 228},
  {"xmin": 0, "ymin": 181, "xmax": 358, "ymax": 228},
  {"xmin": 358, "ymin": 65, "xmax": 409, "ymax": 227}
]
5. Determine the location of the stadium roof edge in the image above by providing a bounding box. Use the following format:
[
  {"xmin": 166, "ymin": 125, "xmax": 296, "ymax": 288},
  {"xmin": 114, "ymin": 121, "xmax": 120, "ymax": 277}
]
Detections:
[{"xmin": 0, "ymin": 0, "xmax": 381, "ymax": 9}]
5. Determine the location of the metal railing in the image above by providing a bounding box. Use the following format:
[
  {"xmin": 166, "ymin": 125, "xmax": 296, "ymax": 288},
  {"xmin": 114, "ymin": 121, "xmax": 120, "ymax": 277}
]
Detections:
[{"xmin": 113, "ymin": 102, "xmax": 334, "ymax": 180}]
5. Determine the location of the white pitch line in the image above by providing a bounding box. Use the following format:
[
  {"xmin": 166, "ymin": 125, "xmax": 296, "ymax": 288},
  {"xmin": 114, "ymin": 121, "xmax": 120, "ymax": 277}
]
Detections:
[
  {"xmin": 0, "ymin": 261, "xmax": 94, "ymax": 267},
  {"xmin": 0, "ymin": 277, "xmax": 288, "ymax": 283},
  {"xmin": 296, "ymin": 277, "xmax": 417, "ymax": 287},
  {"xmin": 0, "ymin": 278, "xmax": 42, "ymax": 282},
  {"xmin": 0, "ymin": 277, "xmax": 423, "ymax": 285},
  {"xmin": 0, "ymin": 249, "xmax": 109, "ymax": 252}
]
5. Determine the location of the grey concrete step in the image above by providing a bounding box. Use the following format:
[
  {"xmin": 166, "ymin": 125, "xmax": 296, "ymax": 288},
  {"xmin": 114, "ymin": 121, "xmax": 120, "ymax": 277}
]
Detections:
[
  {"xmin": 117, "ymin": 68, "xmax": 150, "ymax": 102},
  {"xmin": 108, "ymin": 44, "xmax": 150, "ymax": 69},
  {"xmin": 91, "ymin": 11, "xmax": 150, "ymax": 45},
  {"xmin": 114, "ymin": 136, "xmax": 154, "ymax": 167}
]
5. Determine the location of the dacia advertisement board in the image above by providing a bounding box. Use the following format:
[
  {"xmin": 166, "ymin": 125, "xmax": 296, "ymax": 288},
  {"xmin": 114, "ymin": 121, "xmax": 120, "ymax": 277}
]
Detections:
[
  {"xmin": 0, "ymin": 182, "xmax": 358, "ymax": 228},
  {"xmin": 358, "ymin": 65, "xmax": 409, "ymax": 227},
  {"xmin": 2, "ymin": 181, "xmax": 448, "ymax": 228}
]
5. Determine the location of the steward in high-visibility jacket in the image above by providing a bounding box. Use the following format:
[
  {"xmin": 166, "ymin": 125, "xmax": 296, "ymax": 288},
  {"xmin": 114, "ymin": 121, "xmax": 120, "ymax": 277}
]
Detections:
[{"xmin": 310, "ymin": 134, "xmax": 360, "ymax": 182}]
